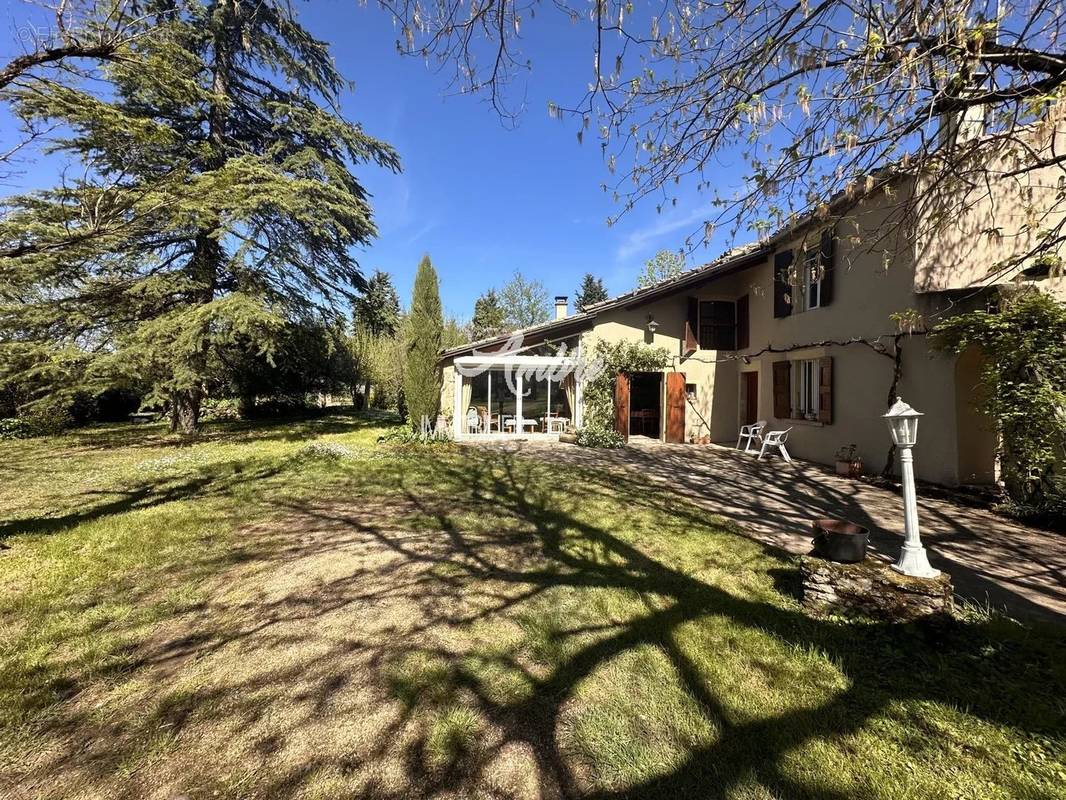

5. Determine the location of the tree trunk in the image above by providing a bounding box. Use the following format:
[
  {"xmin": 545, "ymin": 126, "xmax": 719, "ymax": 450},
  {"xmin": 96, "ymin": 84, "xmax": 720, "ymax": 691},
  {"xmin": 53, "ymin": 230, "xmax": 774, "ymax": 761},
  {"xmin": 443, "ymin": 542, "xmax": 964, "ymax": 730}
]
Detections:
[
  {"xmin": 881, "ymin": 334, "xmax": 905, "ymax": 477},
  {"xmin": 170, "ymin": 388, "xmax": 202, "ymax": 435}
]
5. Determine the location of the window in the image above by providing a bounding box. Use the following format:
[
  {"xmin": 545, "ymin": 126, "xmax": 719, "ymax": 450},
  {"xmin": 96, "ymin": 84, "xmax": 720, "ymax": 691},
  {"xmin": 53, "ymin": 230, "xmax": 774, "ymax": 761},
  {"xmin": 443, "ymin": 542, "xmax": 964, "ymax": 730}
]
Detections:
[
  {"xmin": 793, "ymin": 359, "xmax": 820, "ymax": 419},
  {"xmin": 796, "ymin": 246, "xmax": 822, "ymax": 312},
  {"xmin": 698, "ymin": 300, "xmax": 736, "ymax": 350}
]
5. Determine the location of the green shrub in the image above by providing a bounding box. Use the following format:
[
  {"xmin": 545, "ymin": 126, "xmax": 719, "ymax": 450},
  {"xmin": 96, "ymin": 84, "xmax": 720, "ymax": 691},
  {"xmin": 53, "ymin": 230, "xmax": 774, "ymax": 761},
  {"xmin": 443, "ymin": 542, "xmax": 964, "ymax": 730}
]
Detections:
[
  {"xmin": 200, "ymin": 397, "xmax": 242, "ymax": 422},
  {"xmin": 17, "ymin": 400, "xmax": 73, "ymax": 436},
  {"xmin": 934, "ymin": 289, "xmax": 1066, "ymax": 515},
  {"xmin": 0, "ymin": 418, "xmax": 32, "ymax": 440},
  {"xmin": 576, "ymin": 425, "xmax": 625, "ymax": 449},
  {"xmin": 379, "ymin": 424, "xmax": 453, "ymax": 446}
]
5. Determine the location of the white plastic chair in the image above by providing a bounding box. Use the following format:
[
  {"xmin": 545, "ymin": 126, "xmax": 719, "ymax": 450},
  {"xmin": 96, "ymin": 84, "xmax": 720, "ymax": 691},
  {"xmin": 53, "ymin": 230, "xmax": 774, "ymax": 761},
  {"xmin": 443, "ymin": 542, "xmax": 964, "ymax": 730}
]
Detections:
[
  {"xmin": 545, "ymin": 416, "xmax": 568, "ymax": 434},
  {"xmin": 736, "ymin": 420, "xmax": 767, "ymax": 452},
  {"xmin": 465, "ymin": 408, "xmax": 482, "ymax": 435},
  {"xmin": 758, "ymin": 427, "xmax": 793, "ymax": 462}
]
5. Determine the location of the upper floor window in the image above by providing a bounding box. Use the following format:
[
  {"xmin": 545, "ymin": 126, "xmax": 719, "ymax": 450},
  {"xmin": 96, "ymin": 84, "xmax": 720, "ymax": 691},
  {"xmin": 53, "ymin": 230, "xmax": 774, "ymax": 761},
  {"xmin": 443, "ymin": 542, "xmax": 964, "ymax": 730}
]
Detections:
[
  {"xmin": 774, "ymin": 230, "xmax": 835, "ymax": 318},
  {"xmin": 796, "ymin": 246, "xmax": 823, "ymax": 312},
  {"xmin": 698, "ymin": 300, "xmax": 736, "ymax": 350}
]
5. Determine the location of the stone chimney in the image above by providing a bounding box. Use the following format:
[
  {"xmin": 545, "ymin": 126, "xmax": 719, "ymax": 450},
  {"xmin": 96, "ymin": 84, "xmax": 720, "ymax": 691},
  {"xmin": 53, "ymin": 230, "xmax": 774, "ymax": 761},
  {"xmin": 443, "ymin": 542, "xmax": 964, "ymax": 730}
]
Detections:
[{"xmin": 554, "ymin": 296, "xmax": 568, "ymax": 320}]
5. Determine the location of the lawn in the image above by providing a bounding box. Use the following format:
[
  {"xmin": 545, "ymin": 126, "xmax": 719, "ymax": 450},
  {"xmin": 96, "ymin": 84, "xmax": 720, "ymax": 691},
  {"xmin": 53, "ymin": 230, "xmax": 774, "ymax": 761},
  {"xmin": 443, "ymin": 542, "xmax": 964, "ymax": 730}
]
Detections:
[{"xmin": 0, "ymin": 410, "xmax": 1063, "ymax": 799}]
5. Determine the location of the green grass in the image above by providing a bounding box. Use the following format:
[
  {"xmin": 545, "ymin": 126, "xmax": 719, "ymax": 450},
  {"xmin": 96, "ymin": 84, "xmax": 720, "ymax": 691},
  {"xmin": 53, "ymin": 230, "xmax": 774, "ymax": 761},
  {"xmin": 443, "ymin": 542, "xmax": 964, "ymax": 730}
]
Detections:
[{"xmin": 0, "ymin": 410, "xmax": 1063, "ymax": 799}]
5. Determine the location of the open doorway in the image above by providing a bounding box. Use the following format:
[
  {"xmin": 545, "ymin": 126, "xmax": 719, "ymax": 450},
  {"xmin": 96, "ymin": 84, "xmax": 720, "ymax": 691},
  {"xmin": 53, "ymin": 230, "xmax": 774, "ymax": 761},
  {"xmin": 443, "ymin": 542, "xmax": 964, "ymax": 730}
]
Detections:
[{"xmin": 629, "ymin": 372, "xmax": 663, "ymax": 439}]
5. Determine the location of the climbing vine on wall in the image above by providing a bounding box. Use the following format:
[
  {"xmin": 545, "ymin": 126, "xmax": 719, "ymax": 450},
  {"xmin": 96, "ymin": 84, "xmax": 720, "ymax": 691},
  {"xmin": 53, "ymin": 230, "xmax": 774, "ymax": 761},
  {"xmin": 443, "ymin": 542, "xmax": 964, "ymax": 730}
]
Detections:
[
  {"xmin": 934, "ymin": 290, "xmax": 1066, "ymax": 520},
  {"xmin": 582, "ymin": 338, "xmax": 671, "ymax": 431}
]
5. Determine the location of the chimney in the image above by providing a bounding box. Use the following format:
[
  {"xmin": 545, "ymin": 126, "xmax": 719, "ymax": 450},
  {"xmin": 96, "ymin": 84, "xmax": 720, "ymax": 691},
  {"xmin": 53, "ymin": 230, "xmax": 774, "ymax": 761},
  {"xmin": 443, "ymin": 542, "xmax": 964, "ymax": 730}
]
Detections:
[
  {"xmin": 938, "ymin": 73, "xmax": 988, "ymax": 148},
  {"xmin": 554, "ymin": 296, "xmax": 568, "ymax": 320}
]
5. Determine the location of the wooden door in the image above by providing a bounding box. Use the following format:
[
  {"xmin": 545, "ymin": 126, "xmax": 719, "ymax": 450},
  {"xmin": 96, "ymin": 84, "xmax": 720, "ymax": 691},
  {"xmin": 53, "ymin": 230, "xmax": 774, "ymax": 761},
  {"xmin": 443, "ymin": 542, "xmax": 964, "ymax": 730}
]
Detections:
[
  {"xmin": 613, "ymin": 372, "xmax": 630, "ymax": 442},
  {"xmin": 665, "ymin": 372, "xmax": 686, "ymax": 443},
  {"xmin": 742, "ymin": 371, "xmax": 759, "ymax": 425}
]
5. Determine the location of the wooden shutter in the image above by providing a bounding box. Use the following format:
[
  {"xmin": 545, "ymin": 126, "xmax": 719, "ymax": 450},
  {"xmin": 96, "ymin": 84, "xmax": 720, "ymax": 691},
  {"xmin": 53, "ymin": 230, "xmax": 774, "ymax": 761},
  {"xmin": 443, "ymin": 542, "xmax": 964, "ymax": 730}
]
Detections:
[
  {"xmin": 819, "ymin": 229, "xmax": 835, "ymax": 306},
  {"xmin": 684, "ymin": 297, "xmax": 699, "ymax": 355},
  {"xmin": 773, "ymin": 250, "xmax": 794, "ymax": 318},
  {"xmin": 736, "ymin": 294, "xmax": 750, "ymax": 350},
  {"xmin": 665, "ymin": 372, "xmax": 686, "ymax": 443},
  {"xmin": 818, "ymin": 356, "xmax": 833, "ymax": 424},
  {"xmin": 614, "ymin": 372, "xmax": 630, "ymax": 442},
  {"xmin": 772, "ymin": 361, "xmax": 791, "ymax": 419}
]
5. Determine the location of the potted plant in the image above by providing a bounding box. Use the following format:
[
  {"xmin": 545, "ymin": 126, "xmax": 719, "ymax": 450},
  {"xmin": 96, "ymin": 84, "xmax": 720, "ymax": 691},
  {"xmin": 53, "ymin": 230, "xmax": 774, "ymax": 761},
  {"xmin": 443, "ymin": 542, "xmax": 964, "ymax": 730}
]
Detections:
[{"xmin": 834, "ymin": 444, "xmax": 863, "ymax": 478}]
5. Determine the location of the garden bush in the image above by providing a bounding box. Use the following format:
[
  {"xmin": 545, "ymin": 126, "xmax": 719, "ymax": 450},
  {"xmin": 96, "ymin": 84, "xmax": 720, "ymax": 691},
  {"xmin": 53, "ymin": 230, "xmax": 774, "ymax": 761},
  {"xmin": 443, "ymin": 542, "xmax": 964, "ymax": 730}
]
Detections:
[
  {"xmin": 935, "ymin": 289, "xmax": 1066, "ymax": 522},
  {"xmin": 0, "ymin": 418, "xmax": 32, "ymax": 440},
  {"xmin": 201, "ymin": 397, "xmax": 243, "ymax": 422},
  {"xmin": 378, "ymin": 424, "xmax": 453, "ymax": 446},
  {"xmin": 575, "ymin": 425, "xmax": 625, "ymax": 449},
  {"xmin": 16, "ymin": 399, "xmax": 73, "ymax": 436}
]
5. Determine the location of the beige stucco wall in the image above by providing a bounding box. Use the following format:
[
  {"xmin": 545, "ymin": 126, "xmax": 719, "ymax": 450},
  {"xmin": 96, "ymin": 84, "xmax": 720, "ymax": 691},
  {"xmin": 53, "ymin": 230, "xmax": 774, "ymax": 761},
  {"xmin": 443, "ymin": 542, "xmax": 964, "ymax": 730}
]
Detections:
[
  {"xmin": 438, "ymin": 187, "xmax": 1009, "ymax": 483},
  {"xmin": 583, "ymin": 298, "xmax": 739, "ymax": 443},
  {"xmin": 587, "ymin": 190, "xmax": 997, "ymax": 485},
  {"xmin": 914, "ymin": 116, "xmax": 1066, "ymax": 292},
  {"xmin": 738, "ymin": 194, "xmax": 990, "ymax": 485}
]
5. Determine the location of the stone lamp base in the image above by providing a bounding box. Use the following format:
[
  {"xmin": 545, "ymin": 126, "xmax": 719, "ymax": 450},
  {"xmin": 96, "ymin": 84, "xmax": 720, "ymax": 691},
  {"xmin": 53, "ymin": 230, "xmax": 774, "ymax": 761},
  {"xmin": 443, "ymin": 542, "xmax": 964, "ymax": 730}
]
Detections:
[{"xmin": 801, "ymin": 555, "xmax": 953, "ymax": 621}]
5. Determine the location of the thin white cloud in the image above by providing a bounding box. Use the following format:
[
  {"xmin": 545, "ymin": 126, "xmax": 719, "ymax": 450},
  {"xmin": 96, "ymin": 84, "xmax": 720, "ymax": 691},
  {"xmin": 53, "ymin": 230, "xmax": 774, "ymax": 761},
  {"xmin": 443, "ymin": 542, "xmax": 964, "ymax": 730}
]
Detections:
[
  {"xmin": 402, "ymin": 219, "xmax": 438, "ymax": 246},
  {"xmin": 614, "ymin": 205, "xmax": 708, "ymax": 262}
]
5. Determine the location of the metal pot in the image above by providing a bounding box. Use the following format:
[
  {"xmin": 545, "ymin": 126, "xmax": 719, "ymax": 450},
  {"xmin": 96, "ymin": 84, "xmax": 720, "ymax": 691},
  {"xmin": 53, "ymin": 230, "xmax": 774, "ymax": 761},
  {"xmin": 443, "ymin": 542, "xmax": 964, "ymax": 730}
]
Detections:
[{"xmin": 811, "ymin": 518, "xmax": 870, "ymax": 563}]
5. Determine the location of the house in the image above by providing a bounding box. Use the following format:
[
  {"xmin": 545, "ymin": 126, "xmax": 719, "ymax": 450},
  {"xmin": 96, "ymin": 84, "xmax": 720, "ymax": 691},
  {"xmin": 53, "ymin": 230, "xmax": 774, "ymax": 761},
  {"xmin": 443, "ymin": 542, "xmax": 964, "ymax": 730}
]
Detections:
[{"xmin": 439, "ymin": 118, "xmax": 1066, "ymax": 486}]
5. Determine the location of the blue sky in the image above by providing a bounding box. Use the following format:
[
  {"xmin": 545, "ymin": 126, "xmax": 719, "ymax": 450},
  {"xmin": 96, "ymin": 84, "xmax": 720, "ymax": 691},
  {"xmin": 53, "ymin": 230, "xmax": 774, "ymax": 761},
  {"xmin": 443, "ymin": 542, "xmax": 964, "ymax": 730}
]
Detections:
[{"xmin": 0, "ymin": 0, "xmax": 751, "ymax": 320}]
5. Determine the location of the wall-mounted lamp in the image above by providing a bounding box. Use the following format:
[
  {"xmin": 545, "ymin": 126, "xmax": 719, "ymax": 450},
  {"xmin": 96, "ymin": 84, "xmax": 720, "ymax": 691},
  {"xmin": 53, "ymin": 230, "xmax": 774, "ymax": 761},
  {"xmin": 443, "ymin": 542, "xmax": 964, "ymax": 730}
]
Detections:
[{"xmin": 646, "ymin": 314, "xmax": 659, "ymax": 333}]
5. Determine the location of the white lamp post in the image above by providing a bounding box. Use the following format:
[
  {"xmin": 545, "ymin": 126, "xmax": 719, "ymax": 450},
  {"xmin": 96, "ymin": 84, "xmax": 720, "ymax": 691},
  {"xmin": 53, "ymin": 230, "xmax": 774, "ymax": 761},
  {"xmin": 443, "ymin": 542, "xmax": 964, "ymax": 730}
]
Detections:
[{"xmin": 883, "ymin": 397, "xmax": 940, "ymax": 578}]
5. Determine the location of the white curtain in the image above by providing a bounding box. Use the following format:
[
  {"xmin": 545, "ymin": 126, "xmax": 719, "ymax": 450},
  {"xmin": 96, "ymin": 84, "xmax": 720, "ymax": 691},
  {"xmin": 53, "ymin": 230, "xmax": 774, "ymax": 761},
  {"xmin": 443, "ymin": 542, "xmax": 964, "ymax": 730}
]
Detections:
[
  {"xmin": 461, "ymin": 378, "xmax": 473, "ymax": 415},
  {"xmin": 562, "ymin": 374, "xmax": 576, "ymax": 422}
]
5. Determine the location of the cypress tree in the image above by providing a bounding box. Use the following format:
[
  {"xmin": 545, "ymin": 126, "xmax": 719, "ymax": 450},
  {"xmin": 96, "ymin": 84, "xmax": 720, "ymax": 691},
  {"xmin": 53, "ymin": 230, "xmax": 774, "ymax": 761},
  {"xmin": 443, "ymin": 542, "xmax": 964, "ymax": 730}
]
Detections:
[
  {"xmin": 0, "ymin": 0, "xmax": 399, "ymax": 433},
  {"xmin": 404, "ymin": 255, "xmax": 443, "ymax": 429}
]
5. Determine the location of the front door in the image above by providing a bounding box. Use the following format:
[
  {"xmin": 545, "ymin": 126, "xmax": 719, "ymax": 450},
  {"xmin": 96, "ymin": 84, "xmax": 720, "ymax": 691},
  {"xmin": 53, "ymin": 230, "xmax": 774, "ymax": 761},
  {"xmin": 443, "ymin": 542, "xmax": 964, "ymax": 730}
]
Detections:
[
  {"xmin": 665, "ymin": 372, "xmax": 686, "ymax": 443},
  {"xmin": 742, "ymin": 371, "xmax": 759, "ymax": 426},
  {"xmin": 614, "ymin": 372, "xmax": 630, "ymax": 443}
]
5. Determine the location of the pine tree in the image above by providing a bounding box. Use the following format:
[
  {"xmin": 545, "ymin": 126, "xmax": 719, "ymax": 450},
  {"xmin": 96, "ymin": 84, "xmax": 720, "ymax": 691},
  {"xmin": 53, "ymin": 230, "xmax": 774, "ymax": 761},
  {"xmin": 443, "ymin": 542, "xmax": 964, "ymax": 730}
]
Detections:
[
  {"xmin": 470, "ymin": 289, "xmax": 507, "ymax": 340},
  {"xmin": 404, "ymin": 255, "xmax": 443, "ymax": 429},
  {"xmin": 575, "ymin": 273, "xmax": 608, "ymax": 311},
  {"xmin": 354, "ymin": 270, "xmax": 400, "ymax": 337},
  {"xmin": 0, "ymin": 0, "xmax": 399, "ymax": 433}
]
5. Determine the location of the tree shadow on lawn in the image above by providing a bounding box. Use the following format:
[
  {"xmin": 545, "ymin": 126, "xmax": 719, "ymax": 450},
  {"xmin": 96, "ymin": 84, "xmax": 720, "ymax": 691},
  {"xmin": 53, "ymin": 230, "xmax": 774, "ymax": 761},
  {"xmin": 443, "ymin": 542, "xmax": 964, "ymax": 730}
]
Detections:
[
  {"xmin": 554, "ymin": 441, "xmax": 1066, "ymax": 625},
  {"xmin": 0, "ymin": 457, "xmax": 288, "ymax": 543},
  {"xmin": 4, "ymin": 447, "xmax": 1063, "ymax": 799},
  {"xmin": 376, "ymin": 451, "xmax": 1063, "ymax": 798}
]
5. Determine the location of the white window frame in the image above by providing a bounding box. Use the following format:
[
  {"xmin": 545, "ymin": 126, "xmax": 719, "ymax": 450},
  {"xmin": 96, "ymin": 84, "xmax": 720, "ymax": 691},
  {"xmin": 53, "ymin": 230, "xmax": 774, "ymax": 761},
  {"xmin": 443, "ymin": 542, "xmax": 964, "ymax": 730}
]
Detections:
[
  {"xmin": 792, "ymin": 358, "xmax": 820, "ymax": 419},
  {"xmin": 452, "ymin": 354, "xmax": 582, "ymax": 438},
  {"xmin": 796, "ymin": 244, "xmax": 823, "ymax": 313}
]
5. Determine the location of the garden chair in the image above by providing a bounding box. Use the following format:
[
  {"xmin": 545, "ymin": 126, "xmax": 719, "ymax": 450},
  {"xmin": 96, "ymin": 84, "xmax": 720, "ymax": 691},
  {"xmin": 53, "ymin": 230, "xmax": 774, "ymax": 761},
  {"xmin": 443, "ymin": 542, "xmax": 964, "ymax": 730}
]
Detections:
[
  {"xmin": 465, "ymin": 407, "xmax": 482, "ymax": 435},
  {"xmin": 758, "ymin": 427, "xmax": 793, "ymax": 462},
  {"xmin": 736, "ymin": 420, "xmax": 767, "ymax": 453}
]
